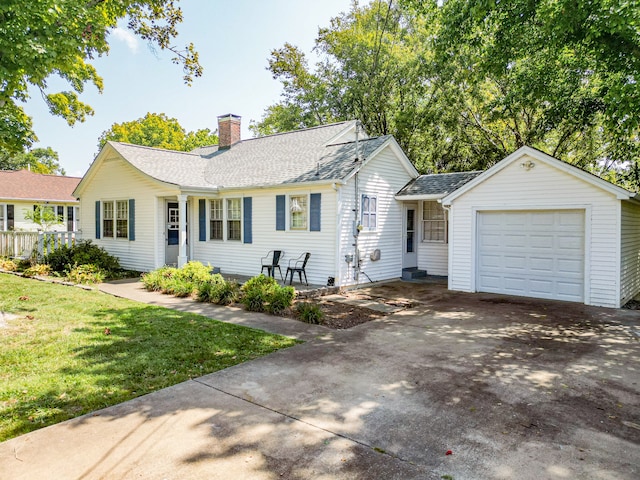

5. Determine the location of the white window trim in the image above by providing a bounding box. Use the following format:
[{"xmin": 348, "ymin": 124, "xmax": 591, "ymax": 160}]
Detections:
[
  {"xmin": 361, "ymin": 194, "xmax": 378, "ymax": 231},
  {"xmin": 422, "ymin": 200, "xmax": 448, "ymax": 244},
  {"xmin": 226, "ymin": 197, "xmax": 242, "ymax": 241},
  {"xmin": 102, "ymin": 200, "xmax": 128, "ymax": 239},
  {"xmin": 289, "ymin": 194, "xmax": 309, "ymax": 231},
  {"xmin": 209, "ymin": 199, "xmax": 224, "ymax": 241},
  {"xmin": 0, "ymin": 204, "xmax": 6, "ymax": 231}
]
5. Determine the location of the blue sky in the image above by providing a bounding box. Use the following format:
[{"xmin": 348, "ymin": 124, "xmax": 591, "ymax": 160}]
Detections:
[{"xmin": 24, "ymin": 0, "xmax": 353, "ymax": 177}]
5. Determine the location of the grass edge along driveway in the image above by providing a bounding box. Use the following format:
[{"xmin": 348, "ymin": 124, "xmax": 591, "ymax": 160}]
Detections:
[{"xmin": 0, "ymin": 273, "xmax": 299, "ymax": 441}]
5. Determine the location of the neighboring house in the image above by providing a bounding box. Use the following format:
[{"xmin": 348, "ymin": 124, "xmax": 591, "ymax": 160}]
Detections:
[
  {"xmin": 74, "ymin": 115, "xmax": 640, "ymax": 308},
  {"xmin": 73, "ymin": 115, "xmax": 420, "ymax": 287},
  {"xmin": 0, "ymin": 169, "xmax": 81, "ymax": 232},
  {"xmin": 397, "ymin": 146, "xmax": 640, "ymax": 308}
]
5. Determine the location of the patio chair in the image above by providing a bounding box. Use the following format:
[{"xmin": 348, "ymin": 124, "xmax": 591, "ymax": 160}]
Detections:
[
  {"xmin": 261, "ymin": 250, "xmax": 284, "ymax": 281},
  {"xmin": 286, "ymin": 252, "xmax": 311, "ymax": 286}
]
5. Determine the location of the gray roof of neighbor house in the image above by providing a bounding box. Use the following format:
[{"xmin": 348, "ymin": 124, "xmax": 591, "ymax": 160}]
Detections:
[
  {"xmin": 105, "ymin": 121, "xmax": 393, "ymax": 190},
  {"xmin": 396, "ymin": 171, "xmax": 483, "ymax": 197}
]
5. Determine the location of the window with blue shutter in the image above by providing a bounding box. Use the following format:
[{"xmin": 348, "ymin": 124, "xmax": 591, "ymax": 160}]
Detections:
[
  {"xmin": 243, "ymin": 197, "xmax": 252, "ymax": 243},
  {"xmin": 310, "ymin": 193, "xmax": 321, "ymax": 231},
  {"xmin": 128, "ymin": 199, "xmax": 135, "ymax": 241},
  {"xmin": 7, "ymin": 204, "xmax": 14, "ymax": 231},
  {"xmin": 276, "ymin": 195, "xmax": 285, "ymax": 231},
  {"xmin": 95, "ymin": 201, "xmax": 101, "ymax": 239},
  {"xmin": 198, "ymin": 199, "xmax": 206, "ymax": 241}
]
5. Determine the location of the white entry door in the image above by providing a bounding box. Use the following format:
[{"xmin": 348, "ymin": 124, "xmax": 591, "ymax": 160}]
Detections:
[
  {"xmin": 402, "ymin": 203, "xmax": 418, "ymax": 268},
  {"xmin": 476, "ymin": 210, "xmax": 585, "ymax": 302}
]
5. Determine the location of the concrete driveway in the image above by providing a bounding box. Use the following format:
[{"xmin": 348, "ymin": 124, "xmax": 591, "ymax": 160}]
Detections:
[{"xmin": 1, "ymin": 283, "xmax": 639, "ymax": 479}]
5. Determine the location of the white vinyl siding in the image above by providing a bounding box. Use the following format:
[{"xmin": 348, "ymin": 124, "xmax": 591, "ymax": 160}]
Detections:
[
  {"xmin": 0, "ymin": 201, "xmax": 78, "ymax": 232},
  {"xmin": 337, "ymin": 144, "xmax": 416, "ymax": 285},
  {"xmin": 620, "ymin": 201, "xmax": 640, "ymax": 305},
  {"xmin": 78, "ymin": 155, "xmax": 174, "ymax": 272},
  {"xmin": 447, "ymin": 155, "xmax": 621, "ymax": 308},
  {"xmin": 191, "ymin": 186, "xmax": 338, "ymax": 286}
]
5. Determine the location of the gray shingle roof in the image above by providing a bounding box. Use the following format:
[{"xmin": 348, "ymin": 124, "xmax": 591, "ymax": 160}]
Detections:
[
  {"xmin": 107, "ymin": 121, "xmax": 391, "ymax": 190},
  {"xmin": 397, "ymin": 171, "xmax": 483, "ymax": 197}
]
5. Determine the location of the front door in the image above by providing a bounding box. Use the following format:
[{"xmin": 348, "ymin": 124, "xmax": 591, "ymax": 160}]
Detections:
[
  {"xmin": 402, "ymin": 203, "xmax": 418, "ymax": 268},
  {"xmin": 165, "ymin": 201, "xmax": 180, "ymax": 266}
]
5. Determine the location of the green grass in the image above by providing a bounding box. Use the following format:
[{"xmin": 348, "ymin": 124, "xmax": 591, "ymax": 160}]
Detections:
[{"xmin": 0, "ymin": 273, "xmax": 299, "ymax": 441}]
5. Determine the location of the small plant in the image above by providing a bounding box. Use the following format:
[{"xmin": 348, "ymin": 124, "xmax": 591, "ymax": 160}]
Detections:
[
  {"xmin": 22, "ymin": 264, "xmax": 52, "ymax": 277},
  {"xmin": 241, "ymin": 274, "xmax": 278, "ymax": 312},
  {"xmin": 240, "ymin": 274, "xmax": 295, "ymax": 313},
  {"xmin": 295, "ymin": 302, "xmax": 324, "ymax": 324},
  {"xmin": 66, "ymin": 264, "xmax": 105, "ymax": 284},
  {"xmin": 267, "ymin": 286, "xmax": 295, "ymax": 314},
  {"xmin": 196, "ymin": 275, "xmax": 239, "ymax": 305},
  {"xmin": 0, "ymin": 258, "xmax": 18, "ymax": 272},
  {"xmin": 177, "ymin": 261, "xmax": 213, "ymax": 284},
  {"xmin": 142, "ymin": 266, "xmax": 178, "ymax": 292}
]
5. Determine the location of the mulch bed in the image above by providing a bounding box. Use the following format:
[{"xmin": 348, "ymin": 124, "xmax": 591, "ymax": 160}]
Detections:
[{"xmin": 287, "ymin": 299, "xmax": 386, "ymax": 329}]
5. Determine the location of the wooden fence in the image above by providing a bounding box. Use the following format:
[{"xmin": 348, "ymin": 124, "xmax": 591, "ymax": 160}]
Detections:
[{"xmin": 0, "ymin": 231, "xmax": 80, "ymax": 258}]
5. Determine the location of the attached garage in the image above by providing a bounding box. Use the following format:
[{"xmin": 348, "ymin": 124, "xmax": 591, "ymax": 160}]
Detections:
[
  {"xmin": 442, "ymin": 146, "xmax": 640, "ymax": 308},
  {"xmin": 476, "ymin": 210, "xmax": 584, "ymax": 302}
]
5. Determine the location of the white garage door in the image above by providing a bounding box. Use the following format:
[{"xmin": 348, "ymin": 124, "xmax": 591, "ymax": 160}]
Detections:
[{"xmin": 477, "ymin": 210, "xmax": 585, "ymax": 302}]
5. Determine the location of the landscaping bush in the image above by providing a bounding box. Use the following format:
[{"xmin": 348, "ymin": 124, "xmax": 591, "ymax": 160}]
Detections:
[
  {"xmin": 177, "ymin": 261, "xmax": 213, "ymax": 284},
  {"xmin": 22, "ymin": 264, "xmax": 52, "ymax": 277},
  {"xmin": 267, "ymin": 285, "xmax": 295, "ymax": 314},
  {"xmin": 0, "ymin": 258, "xmax": 18, "ymax": 272},
  {"xmin": 241, "ymin": 274, "xmax": 295, "ymax": 313},
  {"xmin": 45, "ymin": 241, "xmax": 120, "ymax": 276},
  {"xmin": 295, "ymin": 302, "xmax": 324, "ymax": 324},
  {"xmin": 141, "ymin": 266, "xmax": 178, "ymax": 292},
  {"xmin": 142, "ymin": 262, "xmax": 215, "ymax": 298},
  {"xmin": 196, "ymin": 274, "xmax": 239, "ymax": 305},
  {"xmin": 65, "ymin": 264, "xmax": 106, "ymax": 284}
]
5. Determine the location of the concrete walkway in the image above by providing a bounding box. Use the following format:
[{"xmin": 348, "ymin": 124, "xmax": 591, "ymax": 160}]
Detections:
[{"xmin": 1, "ymin": 279, "xmax": 638, "ymax": 479}]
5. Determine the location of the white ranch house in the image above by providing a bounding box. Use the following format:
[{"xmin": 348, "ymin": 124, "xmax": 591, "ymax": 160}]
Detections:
[{"xmin": 74, "ymin": 116, "xmax": 640, "ymax": 308}]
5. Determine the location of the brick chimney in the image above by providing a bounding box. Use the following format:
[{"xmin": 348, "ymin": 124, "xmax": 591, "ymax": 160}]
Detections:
[{"xmin": 217, "ymin": 114, "xmax": 241, "ymax": 149}]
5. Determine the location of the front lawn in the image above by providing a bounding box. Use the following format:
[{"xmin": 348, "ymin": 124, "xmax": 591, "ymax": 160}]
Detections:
[{"xmin": 0, "ymin": 274, "xmax": 299, "ymax": 442}]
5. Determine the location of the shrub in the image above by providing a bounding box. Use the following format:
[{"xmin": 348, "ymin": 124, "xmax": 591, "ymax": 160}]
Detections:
[
  {"xmin": 240, "ymin": 274, "xmax": 295, "ymax": 313},
  {"xmin": 196, "ymin": 274, "xmax": 239, "ymax": 305},
  {"xmin": 296, "ymin": 302, "xmax": 324, "ymax": 324},
  {"xmin": 45, "ymin": 241, "xmax": 120, "ymax": 276},
  {"xmin": 22, "ymin": 264, "xmax": 52, "ymax": 277},
  {"xmin": 66, "ymin": 264, "xmax": 106, "ymax": 284},
  {"xmin": 141, "ymin": 266, "xmax": 177, "ymax": 292},
  {"xmin": 0, "ymin": 258, "xmax": 18, "ymax": 272},
  {"xmin": 177, "ymin": 261, "xmax": 212, "ymax": 284},
  {"xmin": 267, "ymin": 286, "xmax": 295, "ymax": 315}
]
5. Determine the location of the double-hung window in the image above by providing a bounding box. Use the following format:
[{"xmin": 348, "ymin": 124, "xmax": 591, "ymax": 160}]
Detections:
[
  {"xmin": 422, "ymin": 201, "xmax": 447, "ymax": 243},
  {"xmin": 290, "ymin": 195, "xmax": 308, "ymax": 230},
  {"xmin": 210, "ymin": 199, "xmax": 223, "ymax": 240},
  {"xmin": 103, "ymin": 200, "xmax": 128, "ymax": 239},
  {"xmin": 361, "ymin": 194, "xmax": 377, "ymax": 230},
  {"xmin": 227, "ymin": 198, "xmax": 241, "ymax": 241}
]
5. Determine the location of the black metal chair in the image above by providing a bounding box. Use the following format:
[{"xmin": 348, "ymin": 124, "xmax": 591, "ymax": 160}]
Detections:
[
  {"xmin": 261, "ymin": 250, "xmax": 284, "ymax": 280},
  {"xmin": 286, "ymin": 252, "xmax": 311, "ymax": 286}
]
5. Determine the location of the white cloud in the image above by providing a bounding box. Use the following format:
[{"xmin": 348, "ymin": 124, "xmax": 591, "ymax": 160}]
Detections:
[{"xmin": 111, "ymin": 27, "xmax": 139, "ymax": 53}]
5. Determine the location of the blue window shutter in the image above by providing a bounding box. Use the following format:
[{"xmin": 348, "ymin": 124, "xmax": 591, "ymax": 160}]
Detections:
[
  {"xmin": 198, "ymin": 199, "xmax": 206, "ymax": 241},
  {"xmin": 128, "ymin": 199, "xmax": 135, "ymax": 241},
  {"xmin": 243, "ymin": 197, "xmax": 252, "ymax": 243},
  {"xmin": 95, "ymin": 201, "xmax": 101, "ymax": 239},
  {"xmin": 7, "ymin": 205, "xmax": 14, "ymax": 231},
  {"xmin": 276, "ymin": 195, "xmax": 285, "ymax": 231},
  {"xmin": 310, "ymin": 193, "xmax": 321, "ymax": 231}
]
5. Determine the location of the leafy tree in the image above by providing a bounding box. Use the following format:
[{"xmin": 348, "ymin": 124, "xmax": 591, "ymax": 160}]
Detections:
[
  {"xmin": 98, "ymin": 113, "xmax": 218, "ymax": 151},
  {"xmin": 0, "ymin": 147, "xmax": 66, "ymax": 175},
  {"xmin": 257, "ymin": 0, "xmax": 639, "ymax": 187},
  {"xmin": 0, "ymin": 0, "xmax": 202, "ymax": 154},
  {"xmin": 252, "ymin": 1, "xmax": 438, "ymax": 169},
  {"xmin": 24, "ymin": 205, "xmax": 63, "ymax": 231}
]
